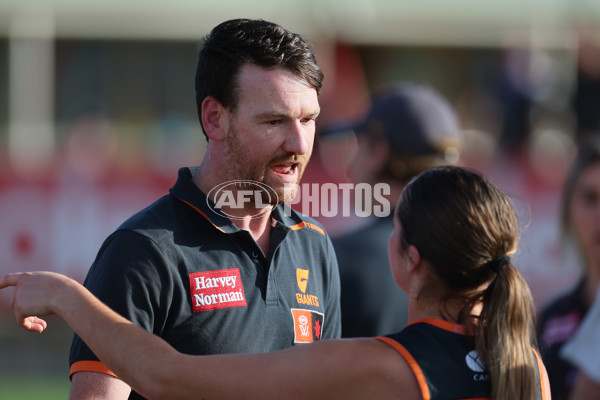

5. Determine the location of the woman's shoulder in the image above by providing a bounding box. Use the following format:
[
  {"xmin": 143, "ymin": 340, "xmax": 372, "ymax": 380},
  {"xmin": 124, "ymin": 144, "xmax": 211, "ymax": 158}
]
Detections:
[{"xmin": 361, "ymin": 337, "xmax": 422, "ymax": 399}]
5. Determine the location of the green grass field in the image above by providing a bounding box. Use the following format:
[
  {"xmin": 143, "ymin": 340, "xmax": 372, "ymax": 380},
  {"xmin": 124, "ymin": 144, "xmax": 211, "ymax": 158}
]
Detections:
[
  {"xmin": 1, "ymin": 314, "xmax": 73, "ymax": 400},
  {"xmin": 0, "ymin": 375, "xmax": 69, "ymax": 400}
]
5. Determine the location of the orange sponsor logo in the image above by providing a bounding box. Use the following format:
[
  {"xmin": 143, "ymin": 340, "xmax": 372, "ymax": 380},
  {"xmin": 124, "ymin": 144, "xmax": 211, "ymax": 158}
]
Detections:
[{"xmin": 291, "ymin": 308, "xmax": 324, "ymax": 343}]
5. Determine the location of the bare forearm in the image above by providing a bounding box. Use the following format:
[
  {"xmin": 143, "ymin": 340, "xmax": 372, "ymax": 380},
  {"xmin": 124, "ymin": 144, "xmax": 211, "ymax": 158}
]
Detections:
[
  {"xmin": 0, "ymin": 272, "xmax": 179, "ymax": 399},
  {"xmin": 51, "ymin": 279, "xmax": 180, "ymax": 398}
]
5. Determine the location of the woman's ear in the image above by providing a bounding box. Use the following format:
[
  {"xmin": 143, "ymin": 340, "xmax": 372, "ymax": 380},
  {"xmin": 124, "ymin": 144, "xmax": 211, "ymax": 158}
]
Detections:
[
  {"xmin": 406, "ymin": 245, "xmax": 421, "ymax": 273},
  {"xmin": 395, "ymin": 244, "xmax": 425, "ymax": 298},
  {"xmin": 201, "ymin": 96, "xmax": 228, "ymax": 141}
]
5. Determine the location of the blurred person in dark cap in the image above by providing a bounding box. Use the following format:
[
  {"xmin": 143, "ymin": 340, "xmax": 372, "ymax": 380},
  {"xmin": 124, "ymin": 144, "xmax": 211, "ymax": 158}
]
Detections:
[{"xmin": 319, "ymin": 82, "xmax": 462, "ymax": 337}]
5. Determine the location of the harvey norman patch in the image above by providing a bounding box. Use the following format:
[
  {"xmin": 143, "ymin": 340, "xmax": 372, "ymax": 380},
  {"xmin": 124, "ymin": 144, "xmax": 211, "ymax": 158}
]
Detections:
[
  {"xmin": 189, "ymin": 268, "xmax": 247, "ymax": 312},
  {"xmin": 291, "ymin": 308, "xmax": 324, "ymax": 343}
]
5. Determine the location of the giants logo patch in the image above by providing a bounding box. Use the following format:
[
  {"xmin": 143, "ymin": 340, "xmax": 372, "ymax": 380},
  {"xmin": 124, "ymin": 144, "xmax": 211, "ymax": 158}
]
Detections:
[
  {"xmin": 291, "ymin": 308, "xmax": 324, "ymax": 343},
  {"xmin": 189, "ymin": 268, "xmax": 247, "ymax": 312},
  {"xmin": 295, "ymin": 268, "xmax": 320, "ymax": 307},
  {"xmin": 296, "ymin": 268, "xmax": 309, "ymax": 293}
]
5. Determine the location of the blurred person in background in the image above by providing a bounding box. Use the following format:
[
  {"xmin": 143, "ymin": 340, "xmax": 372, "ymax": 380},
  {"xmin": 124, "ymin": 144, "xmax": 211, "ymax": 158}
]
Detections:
[
  {"xmin": 3, "ymin": 166, "xmax": 550, "ymax": 400},
  {"xmin": 537, "ymin": 137, "xmax": 600, "ymax": 400},
  {"xmin": 572, "ymin": 24, "xmax": 600, "ymax": 142},
  {"xmin": 68, "ymin": 18, "xmax": 341, "ymax": 399},
  {"xmin": 561, "ymin": 284, "xmax": 600, "ymax": 400},
  {"xmin": 319, "ymin": 83, "xmax": 462, "ymax": 337}
]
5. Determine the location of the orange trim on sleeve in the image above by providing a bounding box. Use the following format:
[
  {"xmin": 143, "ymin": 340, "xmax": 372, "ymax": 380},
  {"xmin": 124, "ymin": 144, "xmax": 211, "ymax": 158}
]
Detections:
[
  {"xmin": 375, "ymin": 336, "xmax": 431, "ymax": 400},
  {"xmin": 290, "ymin": 221, "xmax": 325, "ymax": 236},
  {"xmin": 69, "ymin": 360, "xmax": 119, "ymax": 380},
  {"xmin": 177, "ymin": 198, "xmax": 225, "ymax": 233},
  {"xmin": 532, "ymin": 348, "xmax": 549, "ymax": 400}
]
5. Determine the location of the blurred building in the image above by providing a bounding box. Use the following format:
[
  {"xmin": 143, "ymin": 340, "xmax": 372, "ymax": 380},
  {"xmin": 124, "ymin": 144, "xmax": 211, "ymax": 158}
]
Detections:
[{"xmin": 0, "ymin": 0, "xmax": 596, "ymax": 307}]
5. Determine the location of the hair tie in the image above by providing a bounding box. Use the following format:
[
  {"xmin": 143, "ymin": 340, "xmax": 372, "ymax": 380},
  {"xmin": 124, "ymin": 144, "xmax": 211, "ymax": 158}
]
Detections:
[{"xmin": 487, "ymin": 255, "xmax": 511, "ymax": 274}]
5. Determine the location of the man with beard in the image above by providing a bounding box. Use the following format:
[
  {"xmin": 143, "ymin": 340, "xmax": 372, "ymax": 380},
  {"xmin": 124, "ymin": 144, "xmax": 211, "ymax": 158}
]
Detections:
[{"xmin": 68, "ymin": 18, "xmax": 341, "ymax": 400}]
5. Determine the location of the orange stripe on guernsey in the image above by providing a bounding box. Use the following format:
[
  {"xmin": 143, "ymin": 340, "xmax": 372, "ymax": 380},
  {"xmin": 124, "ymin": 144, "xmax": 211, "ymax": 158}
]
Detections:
[
  {"xmin": 375, "ymin": 336, "xmax": 431, "ymax": 400},
  {"xmin": 408, "ymin": 317, "xmax": 467, "ymax": 335},
  {"xmin": 176, "ymin": 198, "xmax": 225, "ymax": 233},
  {"xmin": 290, "ymin": 221, "xmax": 325, "ymax": 236},
  {"xmin": 533, "ymin": 348, "xmax": 549, "ymax": 400},
  {"xmin": 69, "ymin": 360, "xmax": 118, "ymax": 379}
]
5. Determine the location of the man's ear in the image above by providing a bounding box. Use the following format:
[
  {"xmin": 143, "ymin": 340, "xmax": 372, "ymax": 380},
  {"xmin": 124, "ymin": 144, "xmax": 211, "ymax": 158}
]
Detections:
[{"xmin": 201, "ymin": 96, "xmax": 228, "ymax": 141}]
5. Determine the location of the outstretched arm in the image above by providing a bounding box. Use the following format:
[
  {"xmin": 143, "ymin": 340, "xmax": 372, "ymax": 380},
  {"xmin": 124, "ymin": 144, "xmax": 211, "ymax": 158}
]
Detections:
[
  {"xmin": 1, "ymin": 272, "xmax": 406, "ymax": 400},
  {"xmin": 1, "ymin": 272, "xmax": 178, "ymax": 398}
]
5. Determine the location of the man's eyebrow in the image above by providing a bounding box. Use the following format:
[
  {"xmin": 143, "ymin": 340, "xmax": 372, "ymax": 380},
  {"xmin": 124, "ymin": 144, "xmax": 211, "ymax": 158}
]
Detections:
[
  {"xmin": 255, "ymin": 112, "xmax": 288, "ymax": 119},
  {"xmin": 255, "ymin": 111, "xmax": 320, "ymax": 120}
]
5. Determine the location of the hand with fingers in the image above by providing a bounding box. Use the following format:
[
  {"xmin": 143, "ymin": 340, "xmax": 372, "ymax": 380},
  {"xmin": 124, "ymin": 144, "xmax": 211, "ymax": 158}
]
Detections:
[{"xmin": 0, "ymin": 271, "xmax": 76, "ymax": 333}]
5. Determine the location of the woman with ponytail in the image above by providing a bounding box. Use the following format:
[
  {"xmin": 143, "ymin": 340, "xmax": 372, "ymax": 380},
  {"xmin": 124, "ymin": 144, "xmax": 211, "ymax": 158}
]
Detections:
[
  {"xmin": 2, "ymin": 166, "xmax": 550, "ymax": 399},
  {"xmin": 389, "ymin": 165, "xmax": 544, "ymax": 399}
]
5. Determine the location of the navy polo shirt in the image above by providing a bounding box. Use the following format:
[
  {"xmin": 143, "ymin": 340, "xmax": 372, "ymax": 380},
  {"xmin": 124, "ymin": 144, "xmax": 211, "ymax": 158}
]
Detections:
[{"xmin": 69, "ymin": 167, "xmax": 341, "ymax": 397}]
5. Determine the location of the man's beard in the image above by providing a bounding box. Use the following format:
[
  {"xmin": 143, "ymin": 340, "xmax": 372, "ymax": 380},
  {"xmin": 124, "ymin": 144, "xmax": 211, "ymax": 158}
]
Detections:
[{"xmin": 223, "ymin": 125, "xmax": 310, "ymax": 206}]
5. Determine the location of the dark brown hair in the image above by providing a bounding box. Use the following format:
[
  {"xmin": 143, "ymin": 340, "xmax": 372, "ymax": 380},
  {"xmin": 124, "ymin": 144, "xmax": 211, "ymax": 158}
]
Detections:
[{"xmin": 195, "ymin": 18, "xmax": 323, "ymax": 139}]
